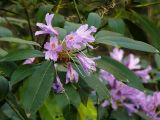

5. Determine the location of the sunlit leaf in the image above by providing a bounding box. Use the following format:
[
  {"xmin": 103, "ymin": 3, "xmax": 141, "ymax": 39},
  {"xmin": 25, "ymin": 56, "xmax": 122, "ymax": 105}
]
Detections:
[
  {"xmin": 78, "ymin": 99, "xmax": 97, "ymax": 120},
  {"xmin": 39, "ymin": 95, "xmax": 65, "ymax": 120}
]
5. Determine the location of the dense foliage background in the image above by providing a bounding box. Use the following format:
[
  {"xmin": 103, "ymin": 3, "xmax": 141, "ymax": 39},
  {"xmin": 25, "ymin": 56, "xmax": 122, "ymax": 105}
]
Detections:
[{"xmin": 0, "ymin": 0, "xmax": 160, "ymax": 120}]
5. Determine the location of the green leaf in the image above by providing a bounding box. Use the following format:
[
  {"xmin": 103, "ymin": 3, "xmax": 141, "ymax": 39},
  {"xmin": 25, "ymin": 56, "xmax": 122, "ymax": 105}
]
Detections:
[
  {"xmin": 87, "ymin": 12, "xmax": 101, "ymax": 28},
  {"xmin": 10, "ymin": 64, "xmax": 39, "ymax": 86},
  {"xmin": 111, "ymin": 108, "xmax": 134, "ymax": 120},
  {"xmin": 0, "ymin": 49, "xmax": 44, "ymax": 62},
  {"xmin": 39, "ymin": 95, "xmax": 65, "ymax": 120},
  {"xmin": 78, "ymin": 99, "xmax": 97, "ymax": 120},
  {"xmin": 136, "ymin": 112, "xmax": 151, "ymax": 120},
  {"xmin": 95, "ymin": 30, "xmax": 123, "ymax": 39},
  {"xmin": 131, "ymin": 11, "xmax": 160, "ymax": 51},
  {"xmin": 0, "ymin": 17, "xmax": 28, "ymax": 27},
  {"xmin": 155, "ymin": 54, "xmax": 160, "ymax": 68},
  {"xmin": 64, "ymin": 22, "xmax": 80, "ymax": 34},
  {"xmin": 0, "ymin": 62, "xmax": 17, "ymax": 77},
  {"xmin": 0, "ymin": 37, "xmax": 40, "ymax": 46},
  {"xmin": 0, "ymin": 76, "xmax": 9, "ymax": 100},
  {"xmin": 96, "ymin": 36, "xmax": 159, "ymax": 53},
  {"xmin": 52, "ymin": 14, "xmax": 65, "ymax": 28},
  {"xmin": 108, "ymin": 18, "xmax": 125, "ymax": 34},
  {"xmin": 0, "ymin": 48, "xmax": 8, "ymax": 57},
  {"xmin": 97, "ymin": 56, "xmax": 144, "ymax": 90},
  {"xmin": 54, "ymin": 85, "xmax": 81, "ymax": 109},
  {"xmin": 55, "ymin": 27, "xmax": 67, "ymax": 40},
  {"xmin": 22, "ymin": 61, "xmax": 55, "ymax": 115},
  {"xmin": 0, "ymin": 27, "xmax": 13, "ymax": 37},
  {"xmin": 1, "ymin": 103, "xmax": 21, "ymax": 120},
  {"xmin": 36, "ymin": 4, "xmax": 53, "ymax": 22},
  {"xmin": 80, "ymin": 73, "xmax": 110, "ymax": 99}
]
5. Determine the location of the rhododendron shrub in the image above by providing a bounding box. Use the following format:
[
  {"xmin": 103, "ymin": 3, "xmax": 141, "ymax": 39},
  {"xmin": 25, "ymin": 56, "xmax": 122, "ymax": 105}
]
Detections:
[{"xmin": 0, "ymin": 1, "xmax": 160, "ymax": 120}]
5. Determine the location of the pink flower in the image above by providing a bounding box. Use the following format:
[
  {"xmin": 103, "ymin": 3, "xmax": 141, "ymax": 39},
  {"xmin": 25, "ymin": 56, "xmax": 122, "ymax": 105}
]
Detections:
[
  {"xmin": 35, "ymin": 13, "xmax": 58, "ymax": 36},
  {"xmin": 65, "ymin": 32, "xmax": 82, "ymax": 50},
  {"xmin": 23, "ymin": 58, "xmax": 35, "ymax": 64},
  {"xmin": 77, "ymin": 54, "xmax": 96, "ymax": 75},
  {"xmin": 44, "ymin": 37, "xmax": 62, "ymax": 61},
  {"xmin": 66, "ymin": 62, "xmax": 79, "ymax": 84},
  {"xmin": 52, "ymin": 76, "xmax": 65, "ymax": 93},
  {"xmin": 76, "ymin": 24, "xmax": 96, "ymax": 43},
  {"xmin": 135, "ymin": 66, "xmax": 152, "ymax": 83},
  {"xmin": 65, "ymin": 24, "xmax": 97, "ymax": 50},
  {"xmin": 110, "ymin": 48, "xmax": 124, "ymax": 62},
  {"xmin": 124, "ymin": 54, "xmax": 141, "ymax": 70}
]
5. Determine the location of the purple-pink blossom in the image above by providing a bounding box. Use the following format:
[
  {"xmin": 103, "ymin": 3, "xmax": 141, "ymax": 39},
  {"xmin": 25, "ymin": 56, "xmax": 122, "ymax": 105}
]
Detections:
[
  {"xmin": 124, "ymin": 54, "xmax": 141, "ymax": 70},
  {"xmin": 35, "ymin": 13, "xmax": 58, "ymax": 36},
  {"xmin": 44, "ymin": 37, "xmax": 62, "ymax": 61},
  {"xmin": 65, "ymin": 32, "xmax": 82, "ymax": 50},
  {"xmin": 66, "ymin": 62, "xmax": 79, "ymax": 84},
  {"xmin": 65, "ymin": 24, "xmax": 97, "ymax": 50},
  {"xmin": 135, "ymin": 66, "xmax": 152, "ymax": 83},
  {"xmin": 23, "ymin": 58, "xmax": 35, "ymax": 64},
  {"xmin": 52, "ymin": 76, "xmax": 65, "ymax": 93},
  {"xmin": 110, "ymin": 48, "xmax": 152, "ymax": 83},
  {"xmin": 77, "ymin": 54, "xmax": 96, "ymax": 75},
  {"xmin": 110, "ymin": 48, "xmax": 124, "ymax": 62},
  {"xmin": 76, "ymin": 24, "xmax": 96, "ymax": 43}
]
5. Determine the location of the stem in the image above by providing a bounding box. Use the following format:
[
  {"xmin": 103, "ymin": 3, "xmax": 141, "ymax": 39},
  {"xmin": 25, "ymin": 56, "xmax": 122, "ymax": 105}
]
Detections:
[
  {"xmin": 55, "ymin": 0, "xmax": 63, "ymax": 14},
  {"xmin": 96, "ymin": 92, "xmax": 100, "ymax": 120},
  {"xmin": 5, "ymin": 98, "xmax": 26, "ymax": 120},
  {"xmin": 0, "ymin": 8, "xmax": 19, "ymax": 15},
  {"xmin": 24, "ymin": 8, "xmax": 35, "ymax": 42},
  {"xmin": 73, "ymin": 0, "xmax": 82, "ymax": 23}
]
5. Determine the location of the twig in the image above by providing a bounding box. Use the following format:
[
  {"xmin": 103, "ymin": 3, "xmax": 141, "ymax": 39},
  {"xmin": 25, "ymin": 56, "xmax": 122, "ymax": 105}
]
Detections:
[
  {"xmin": 24, "ymin": 8, "xmax": 35, "ymax": 42},
  {"xmin": 96, "ymin": 92, "xmax": 100, "ymax": 120},
  {"xmin": 73, "ymin": 0, "xmax": 83, "ymax": 23},
  {"xmin": 55, "ymin": 0, "xmax": 63, "ymax": 14},
  {"xmin": 0, "ymin": 8, "xmax": 19, "ymax": 15},
  {"xmin": 5, "ymin": 98, "xmax": 26, "ymax": 120}
]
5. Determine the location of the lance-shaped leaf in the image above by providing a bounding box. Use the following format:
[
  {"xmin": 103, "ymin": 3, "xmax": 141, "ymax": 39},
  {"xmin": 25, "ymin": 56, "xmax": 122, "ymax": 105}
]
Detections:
[
  {"xmin": 0, "ymin": 37, "xmax": 40, "ymax": 46},
  {"xmin": 39, "ymin": 95, "xmax": 65, "ymax": 120},
  {"xmin": 95, "ymin": 30, "xmax": 123, "ymax": 39},
  {"xmin": 0, "ymin": 76, "xmax": 9, "ymax": 100},
  {"xmin": 131, "ymin": 10, "xmax": 160, "ymax": 52},
  {"xmin": 96, "ymin": 56, "xmax": 144, "ymax": 90},
  {"xmin": 79, "ymin": 73, "xmax": 110, "ymax": 99},
  {"xmin": 0, "ymin": 49, "xmax": 44, "ymax": 62},
  {"xmin": 22, "ymin": 61, "xmax": 55, "ymax": 115},
  {"xmin": 64, "ymin": 22, "xmax": 80, "ymax": 34},
  {"xmin": 96, "ymin": 36, "xmax": 159, "ymax": 53},
  {"xmin": 0, "ymin": 48, "xmax": 8, "ymax": 57},
  {"xmin": 108, "ymin": 18, "xmax": 125, "ymax": 34},
  {"xmin": 10, "ymin": 64, "xmax": 39, "ymax": 86}
]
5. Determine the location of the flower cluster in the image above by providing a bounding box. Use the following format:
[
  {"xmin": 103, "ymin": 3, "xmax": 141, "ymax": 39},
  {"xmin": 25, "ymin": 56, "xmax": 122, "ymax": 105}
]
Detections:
[
  {"xmin": 100, "ymin": 48, "xmax": 160, "ymax": 120},
  {"xmin": 110, "ymin": 48, "xmax": 152, "ymax": 83},
  {"xmin": 35, "ymin": 13, "xmax": 98, "ymax": 93}
]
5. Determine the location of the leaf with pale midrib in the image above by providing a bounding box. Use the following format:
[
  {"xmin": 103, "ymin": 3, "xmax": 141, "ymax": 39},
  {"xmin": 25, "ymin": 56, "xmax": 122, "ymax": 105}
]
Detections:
[
  {"xmin": 22, "ymin": 61, "xmax": 55, "ymax": 115},
  {"xmin": 97, "ymin": 56, "xmax": 144, "ymax": 90}
]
